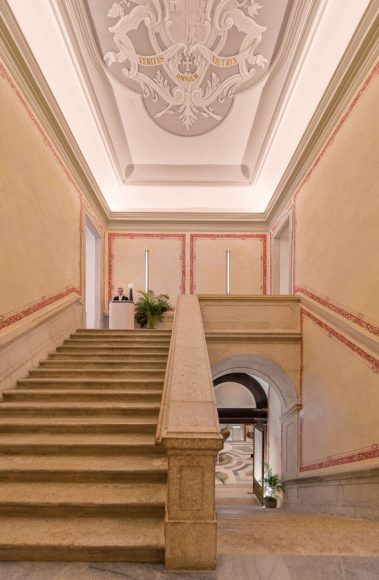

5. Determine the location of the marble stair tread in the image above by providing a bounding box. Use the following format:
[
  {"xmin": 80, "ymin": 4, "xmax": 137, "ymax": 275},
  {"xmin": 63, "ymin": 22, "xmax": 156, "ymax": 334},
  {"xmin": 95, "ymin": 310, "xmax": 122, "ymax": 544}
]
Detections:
[
  {"xmin": 3, "ymin": 390, "xmax": 162, "ymax": 402},
  {"xmin": 0, "ymin": 415, "xmax": 160, "ymax": 423},
  {"xmin": 0, "ymin": 404, "xmax": 161, "ymax": 418},
  {"xmin": 76, "ymin": 328, "xmax": 172, "ymax": 336},
  {"xmin": 28, "ymin": 369, "xmax": 166, "ymax": 378},
  {"xmin": 60, "ymin": 343, "xmax": 169, "ymax": 347},
  {"xmin": 0, "ymin": 432, "xmax": 157, "ymax": 444},
  {"xmin": 49, "ymin": 353, "xmax": 168, "ymax": 359},
  {"xmin": 64, "ymin": 340, "xmax": 170, "ymax": 346},
  {"xmin": 0, "ymin": 481, "xmax": 166, "ymax": 505},
  {"xmin": 0, "ymin": 453, "xmax": 167, "ymax": 472},
  {"xmin": 0, "ymin": 516, "xmax": 164, "ymax": 549},
  {"xmin": 0, "ymin": 401, "xmax": 161, "ymax": 409},
  {"xmin": 16, "ymin": 378, "xmax": 164, "ymax": 389},
  {"xmin": 0, "ymin": 421, "xmax": 158, "ymax": 435},
  {"xmin": 40, "ymin": 361, "xmax": 167, "ymax": 368}
]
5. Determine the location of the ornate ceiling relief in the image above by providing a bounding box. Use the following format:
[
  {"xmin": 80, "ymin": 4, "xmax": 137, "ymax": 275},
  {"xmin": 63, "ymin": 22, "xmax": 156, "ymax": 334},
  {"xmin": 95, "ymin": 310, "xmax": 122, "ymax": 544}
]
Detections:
[{"xmin": 100, "ymin": 1, "xmax": 269, "ymax": 136}]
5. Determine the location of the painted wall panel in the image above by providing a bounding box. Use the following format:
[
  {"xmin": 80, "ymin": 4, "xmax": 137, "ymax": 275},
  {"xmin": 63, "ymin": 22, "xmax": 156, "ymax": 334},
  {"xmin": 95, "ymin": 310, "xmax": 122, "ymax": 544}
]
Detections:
[
  {"xmin": 295, "ymin": 72, "xmax": 379, "ymax": 322},
  {"xmin": 0, "ymin": 64, "xmax": 81, "ymax": 327}
]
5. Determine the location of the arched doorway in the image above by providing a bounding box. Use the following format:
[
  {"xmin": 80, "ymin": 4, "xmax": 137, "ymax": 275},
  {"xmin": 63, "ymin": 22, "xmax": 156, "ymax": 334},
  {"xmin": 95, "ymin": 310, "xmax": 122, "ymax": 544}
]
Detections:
[
  {"xmin": 214, "ymin": 372, "xmax": 269, "ymax": 500},
  {"xmin": 213, "ymin": 355, "xmax": 300, "ymax": 486}
]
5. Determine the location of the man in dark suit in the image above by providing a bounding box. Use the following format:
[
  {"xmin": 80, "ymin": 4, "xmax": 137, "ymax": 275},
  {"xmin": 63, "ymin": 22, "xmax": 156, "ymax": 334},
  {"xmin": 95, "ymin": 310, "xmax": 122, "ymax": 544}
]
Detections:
[{"xmin": 113, "ymin": 287, "xmax": 129, "ymax": 301}]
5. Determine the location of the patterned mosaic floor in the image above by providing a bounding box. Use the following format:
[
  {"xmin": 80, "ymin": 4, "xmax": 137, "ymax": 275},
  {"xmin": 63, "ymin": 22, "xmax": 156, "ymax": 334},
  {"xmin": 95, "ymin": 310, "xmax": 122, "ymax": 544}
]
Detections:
[{"xmin": 216, "ymin": 441, "xmax": 253, "ymax": 485}]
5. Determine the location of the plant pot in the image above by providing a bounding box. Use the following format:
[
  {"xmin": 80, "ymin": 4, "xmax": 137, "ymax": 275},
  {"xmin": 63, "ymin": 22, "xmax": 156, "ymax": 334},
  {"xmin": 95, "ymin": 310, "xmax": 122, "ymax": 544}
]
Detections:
[
  {"xmin": 264, "ymin": 496, "xmax": 277, "ymax": 509},
  {"xmin": 147, "ymin": 313, "xmax": 156, "ymax": 329}
]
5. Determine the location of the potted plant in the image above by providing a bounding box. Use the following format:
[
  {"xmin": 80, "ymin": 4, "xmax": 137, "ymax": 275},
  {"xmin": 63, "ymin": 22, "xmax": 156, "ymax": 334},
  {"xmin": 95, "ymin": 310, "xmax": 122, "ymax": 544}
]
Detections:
[
  {"xmin": 135, "ymin": 290, "xmax": 171, "ymax": 329},
  {"xmin": 261, "ymin": 463, "xmax": 284, "ymax": 508}
]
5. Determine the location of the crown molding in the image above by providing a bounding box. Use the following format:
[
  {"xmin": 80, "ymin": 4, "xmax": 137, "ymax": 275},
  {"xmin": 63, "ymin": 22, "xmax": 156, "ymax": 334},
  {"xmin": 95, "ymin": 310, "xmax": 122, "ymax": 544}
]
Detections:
[
  {"xmin": 108, "ymin": 211, "xmax": 268, "ymax": 233},
  {"xmin": 266, "ymin": 0, "xmax": 379, "ymax": 226},
  {"xmin": 0, "ymin": 0, "xmax": 110, "ymax": 224}
]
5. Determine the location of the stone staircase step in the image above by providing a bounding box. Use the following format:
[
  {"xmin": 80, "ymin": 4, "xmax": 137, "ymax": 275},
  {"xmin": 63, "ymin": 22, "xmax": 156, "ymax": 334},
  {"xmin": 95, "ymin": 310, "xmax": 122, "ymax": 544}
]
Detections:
[
  {"xmin": 0, "ymin": 420, "xmax": 158, "ymax": 435},
  {"xmin": 65, "ymin": 338, "xmax": 171, "ymax": 345},
  {"xmin": 0, "ymin": 327, "xmax": 172, "ymax": 563},
  {"xmin": 28, "ymin": 369, "xmax": 166, "ymax": 379},
  {"xmin": 0, "ymin": 482, "xmax": 166, "ymax": 517},
  {"xmin": 0, "ymin": 453, "xmax": 167, "ymax": 483},
  {"xmin": 0, "ymin": 517, "xmax": 164, "ymax": 562},
  {"xmin": 0, "ymin": 403, "xmax": 161, "ymax": 417},
  {"xmin": 70, "ymin": 332, "xmax": 170, "ymax": 338},
  {"xmin": 57, "ymin": 346, "xmax": 169, "ymax": 354},
  {"xmin": 3, "ymin": 390, "xmax": 162, "ymax": 404},
  {"xmin": 49, "ymin": 352, "xmax": 167, "ymax": 360},
  {"xmin": 16, "ymin": 378, "xmax": 164, "ymax": 390},
  {"xmin": 76, "ymin": 329, "xmax": 171, "ymax": 334},
  {"xmin": 41, "ymin": 359, "xmax": 167, "ymax": 369},
  {"xmin": 0, "ymin": 432, "xmax": 163, "ymax": 455}
]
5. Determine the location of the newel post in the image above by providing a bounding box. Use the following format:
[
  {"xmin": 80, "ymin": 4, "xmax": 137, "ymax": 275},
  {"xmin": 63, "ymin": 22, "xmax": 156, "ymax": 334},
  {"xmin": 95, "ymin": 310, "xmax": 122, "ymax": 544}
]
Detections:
[{"xmin": 162, "ymin": 437, "xmax": 222, "ymax": 570}]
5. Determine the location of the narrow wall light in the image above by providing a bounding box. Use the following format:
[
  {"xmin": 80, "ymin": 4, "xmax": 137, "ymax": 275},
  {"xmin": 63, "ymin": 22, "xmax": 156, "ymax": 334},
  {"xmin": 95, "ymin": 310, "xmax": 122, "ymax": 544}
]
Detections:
[
  {"xmin": 144, "ymin": 250, "xmax": 149, "ymax": 293},
  {"xmin": 226, "ymin": 250, "xmax": 231, "ymax": 295}
]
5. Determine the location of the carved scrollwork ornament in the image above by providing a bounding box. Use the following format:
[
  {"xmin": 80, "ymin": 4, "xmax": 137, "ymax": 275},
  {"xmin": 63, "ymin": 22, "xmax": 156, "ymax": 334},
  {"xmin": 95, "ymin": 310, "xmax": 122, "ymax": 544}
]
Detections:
[{"xmin": 103, "ymin": 0, "xmax": 269, "ymax": 136}]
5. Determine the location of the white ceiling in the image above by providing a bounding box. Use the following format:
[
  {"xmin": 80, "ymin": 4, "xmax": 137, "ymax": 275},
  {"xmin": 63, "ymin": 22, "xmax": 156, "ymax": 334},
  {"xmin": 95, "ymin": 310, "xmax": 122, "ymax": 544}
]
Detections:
[{"xmin": 7, "ymin": 0, "xmax": 371, "ymax": 213}]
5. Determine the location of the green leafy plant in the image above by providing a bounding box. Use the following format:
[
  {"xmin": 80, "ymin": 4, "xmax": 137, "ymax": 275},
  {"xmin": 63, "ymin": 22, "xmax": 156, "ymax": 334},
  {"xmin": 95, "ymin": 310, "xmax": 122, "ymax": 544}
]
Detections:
[
  {"xmin": 261, "ymin": 462, "xmax": 285, "ymax": 500},
  {"xmin": 135, "ymin": 290, "xmax": 171, "ymax": 329},
  {"xmin": 215, "ymin": 471, "xmax": 229, "ymax": 485}
]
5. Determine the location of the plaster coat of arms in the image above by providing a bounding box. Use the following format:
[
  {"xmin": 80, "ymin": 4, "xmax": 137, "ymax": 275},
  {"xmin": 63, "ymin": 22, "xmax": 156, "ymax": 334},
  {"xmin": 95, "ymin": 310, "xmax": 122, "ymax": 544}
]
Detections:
[{"xmin": 102, "ymin": 0, "xmax": 268, "ymax": 136}]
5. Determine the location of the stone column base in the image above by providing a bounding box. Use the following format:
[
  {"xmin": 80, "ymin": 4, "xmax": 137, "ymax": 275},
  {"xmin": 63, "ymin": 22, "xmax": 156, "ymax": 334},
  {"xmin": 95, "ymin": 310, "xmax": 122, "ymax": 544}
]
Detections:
[{"xmin": 165, "ymin": 519, "xmax": 217, "ymax": 571}]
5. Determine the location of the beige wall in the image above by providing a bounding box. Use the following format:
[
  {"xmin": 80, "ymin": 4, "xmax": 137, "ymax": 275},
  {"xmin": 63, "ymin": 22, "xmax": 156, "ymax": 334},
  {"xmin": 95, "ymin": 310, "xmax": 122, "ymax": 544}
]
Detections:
[
  {"xmin": 271, "ymin": 64, "xmax": 379, "ymax": 475},
  {"xmin": 295, "ymin": 71, "xmax": 379, "ymax": 321},
  {"xmin": 107, "ymin": 233, "xmax": 185, "ymax": 307},
  {"xmin": 0, "ymin": 64, "xmax": 81, "ymax": 329},
  {"xmin": 107, "ymin": 232, "xmax": 268, "ymax": 309}
]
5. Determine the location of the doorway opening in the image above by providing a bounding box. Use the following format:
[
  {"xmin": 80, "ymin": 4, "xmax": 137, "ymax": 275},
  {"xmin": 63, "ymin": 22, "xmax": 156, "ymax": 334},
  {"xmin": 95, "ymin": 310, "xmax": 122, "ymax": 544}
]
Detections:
[
  {"xmin": 272, "ymin": 216, "xmax": 292, "ymax": 294},
  {"xmin": 85, "ymin": 219, "xmax": 101, "ymax": 329},
  {"xmin": 213, "ymin": 358, "xmax": 297, "ymax": 507}
]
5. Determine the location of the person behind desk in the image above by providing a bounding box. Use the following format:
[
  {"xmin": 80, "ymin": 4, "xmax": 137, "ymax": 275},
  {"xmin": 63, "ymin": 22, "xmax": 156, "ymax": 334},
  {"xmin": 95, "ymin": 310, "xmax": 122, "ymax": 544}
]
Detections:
[{"xmin": 113, "ymin": 287, "xmax": 129, "ymax": 301}]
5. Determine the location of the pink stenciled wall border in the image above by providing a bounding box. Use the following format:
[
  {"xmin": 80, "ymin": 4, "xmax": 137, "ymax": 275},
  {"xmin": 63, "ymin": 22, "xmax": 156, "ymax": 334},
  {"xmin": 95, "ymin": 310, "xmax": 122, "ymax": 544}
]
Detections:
[
  {"xmin": 0, "ymin": 62, "xmax": 88, "ymax": 330},
  {"xmin": 107, "ymin": 233, "xmax": 186, "ymax": 302},
  {"xmin": 296, "ymin": 286, "xmax": 379, "ymax": 337},
  {"xmin": 190, "ymin": 233, "xmax": 268, "ymax": 295},
  {"xmin": 299, "ymin": 307, "xmax": 379, "ymax": 472},
  {"xmin": 269, "ymin": 61, "xmax": 379, "ymax": 333}
]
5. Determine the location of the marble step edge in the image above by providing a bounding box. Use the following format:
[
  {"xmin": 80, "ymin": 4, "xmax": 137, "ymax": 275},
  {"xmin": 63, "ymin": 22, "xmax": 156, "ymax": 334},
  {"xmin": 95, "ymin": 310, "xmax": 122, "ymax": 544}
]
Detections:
[
  {"xmin": 0, "ymin": 442, "xmax": 164, "ymax": 455},
  {"xmin": 17, "ymin": 378, "xmax": 164, "ymax": 385},
  {"xmin": 4, "ymin": 389, "xmax": 162, "ymax": 399},
  {"xmin": 0, "ymin": 517, "xmax": 164, "ymax": 561},
  {"xmin": 29, "ymin": 369, "xmax": 166, "ymax": 375},
  {"xmin": 0, "ymin": 407, "xmax": 161, "ymax": 417},
  {"xmin": 40, "ymin": 361, "xmax": 167, "ymax": 367}
]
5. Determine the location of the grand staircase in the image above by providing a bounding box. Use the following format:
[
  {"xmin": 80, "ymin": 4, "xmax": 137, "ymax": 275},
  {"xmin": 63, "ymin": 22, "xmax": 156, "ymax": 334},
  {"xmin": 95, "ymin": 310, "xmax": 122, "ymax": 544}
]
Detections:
[{"xmin": 0, "ymin": 329, "xmax": 171, "ymax": 561}]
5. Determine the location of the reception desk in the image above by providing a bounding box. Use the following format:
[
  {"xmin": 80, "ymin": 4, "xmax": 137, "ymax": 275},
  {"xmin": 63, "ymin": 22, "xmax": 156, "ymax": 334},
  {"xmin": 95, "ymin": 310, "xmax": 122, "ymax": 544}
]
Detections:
[{"xmin": 109, "ymin": 301, "xmax": 135, "ymax": 330}]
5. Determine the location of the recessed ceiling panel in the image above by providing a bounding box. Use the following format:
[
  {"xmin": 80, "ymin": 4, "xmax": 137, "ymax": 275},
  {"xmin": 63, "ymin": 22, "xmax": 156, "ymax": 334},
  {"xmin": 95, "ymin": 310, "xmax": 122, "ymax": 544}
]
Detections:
[{"xmin": 85, "ymin": 0, "xmax": 290, "ymax": 136}]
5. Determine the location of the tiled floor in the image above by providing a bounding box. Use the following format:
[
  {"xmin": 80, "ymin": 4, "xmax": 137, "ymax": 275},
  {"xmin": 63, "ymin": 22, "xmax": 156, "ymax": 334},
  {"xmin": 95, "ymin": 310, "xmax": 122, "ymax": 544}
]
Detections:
[{"xmin": 216, "ymin": 441, "xmax": 253, "ymax": 485}]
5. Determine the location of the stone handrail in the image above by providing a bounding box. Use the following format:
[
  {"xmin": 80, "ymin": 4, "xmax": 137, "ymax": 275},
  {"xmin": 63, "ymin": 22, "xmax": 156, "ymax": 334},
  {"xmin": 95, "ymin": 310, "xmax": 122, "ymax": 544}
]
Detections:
[{"xmin": 156, "ymin": 294, "xmax": 223, "ymax": 570}]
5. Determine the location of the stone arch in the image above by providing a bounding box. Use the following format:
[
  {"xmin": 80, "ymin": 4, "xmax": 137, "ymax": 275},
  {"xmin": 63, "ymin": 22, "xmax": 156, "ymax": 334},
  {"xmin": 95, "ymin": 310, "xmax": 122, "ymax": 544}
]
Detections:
[
  {"xmin": 214, "ymin": 373, "xmax": 268, "ymax": 409},
  {"xmin": 211, "ymin": 354, "xmax": 299, "ymax": 478},
  {"xmin": 212, "ymin": 354, "xmax": 297, "ymax": 410}
]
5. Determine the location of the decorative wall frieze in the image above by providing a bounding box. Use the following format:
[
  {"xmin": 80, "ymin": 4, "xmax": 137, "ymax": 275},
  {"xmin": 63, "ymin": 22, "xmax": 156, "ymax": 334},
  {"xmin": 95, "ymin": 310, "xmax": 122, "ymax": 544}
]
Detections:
[{"xmin": 300, "ymin": 308, "xmax": 379, "ymax": 374}]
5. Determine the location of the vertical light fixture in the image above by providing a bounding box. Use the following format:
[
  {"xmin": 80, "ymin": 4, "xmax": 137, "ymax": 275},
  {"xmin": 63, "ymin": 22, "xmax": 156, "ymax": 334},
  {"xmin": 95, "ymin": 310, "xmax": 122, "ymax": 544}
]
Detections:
[
  {"xmin": 226, "ymin": 249, "xmax": 231, "ymax": 295},
  {"xmin": 144, "ymin": 249, "xmax": 149, "ymax": 292}
]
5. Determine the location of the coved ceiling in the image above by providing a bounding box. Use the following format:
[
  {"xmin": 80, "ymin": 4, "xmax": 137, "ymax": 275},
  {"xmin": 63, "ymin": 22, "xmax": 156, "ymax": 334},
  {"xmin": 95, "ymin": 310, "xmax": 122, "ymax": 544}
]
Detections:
[{"xmin": 5, "ymin": 0, "xmax": 372, "ymax": 213}]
